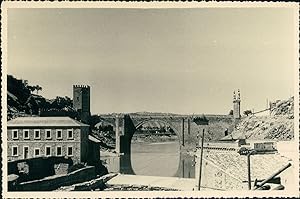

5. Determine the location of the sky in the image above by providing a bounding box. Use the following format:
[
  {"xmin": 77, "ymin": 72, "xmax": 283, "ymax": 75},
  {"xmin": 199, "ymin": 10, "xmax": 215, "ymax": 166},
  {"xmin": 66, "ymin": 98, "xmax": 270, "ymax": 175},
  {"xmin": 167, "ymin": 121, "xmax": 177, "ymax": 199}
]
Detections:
[{"xmin": 7, "ymin": 7, "xmax": 297, "ymax": 115}]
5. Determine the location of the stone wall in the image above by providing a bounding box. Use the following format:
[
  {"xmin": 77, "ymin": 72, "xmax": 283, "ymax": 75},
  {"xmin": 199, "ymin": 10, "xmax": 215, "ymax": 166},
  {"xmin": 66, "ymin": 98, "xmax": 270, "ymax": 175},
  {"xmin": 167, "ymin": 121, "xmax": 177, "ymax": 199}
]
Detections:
[
  {"xmin": 16, "ymin": 166, "xmax": 95, "ymax": 191},
  {"xmin": 195, "ymin": 156, "xmax": 244, "ymax": 190},
  {"xmin": 182, "ymin": 115, "xmax": 234, "ymax": 148},
  {"xmin": 206, "ymin": 115, "xmax": 235, "ymax": 140},
  {"xmin": 8, "ymin": 157, "xmax": 74, "ymax": 182}
]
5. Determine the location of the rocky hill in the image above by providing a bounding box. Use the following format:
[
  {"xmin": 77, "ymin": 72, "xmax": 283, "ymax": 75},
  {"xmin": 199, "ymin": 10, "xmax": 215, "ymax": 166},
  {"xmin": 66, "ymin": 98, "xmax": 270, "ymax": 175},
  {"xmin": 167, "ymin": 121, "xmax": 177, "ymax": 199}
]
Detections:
[
  {"xmin": 222, "ymin": 97, "xmax": 294, "ymax": 141},
  {"xmin": 270, "ymin": 97, "xmax": 294, "ymax": 118}
]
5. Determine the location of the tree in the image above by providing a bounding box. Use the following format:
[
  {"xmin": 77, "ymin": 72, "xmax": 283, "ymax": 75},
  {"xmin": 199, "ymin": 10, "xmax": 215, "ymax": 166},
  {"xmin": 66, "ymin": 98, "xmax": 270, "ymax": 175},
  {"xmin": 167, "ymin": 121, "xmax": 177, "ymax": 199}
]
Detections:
[
  {"xmin": 27, "ymin": 85, "xmax": 36, "ymax": 93},
  {"xmin": 23, "ymin": 80, "xmax": 28, "ymax": 87},
  {"xmin": 87, "ymin": 115, "xmax": 101, "ymax": 130},
  {"xmin": 35, "ymin": 85, "xmax": 42, "ymax": 94},
  {"xmin": 243, "ymin": 110, "xmax": 252, "ymax": 116}
]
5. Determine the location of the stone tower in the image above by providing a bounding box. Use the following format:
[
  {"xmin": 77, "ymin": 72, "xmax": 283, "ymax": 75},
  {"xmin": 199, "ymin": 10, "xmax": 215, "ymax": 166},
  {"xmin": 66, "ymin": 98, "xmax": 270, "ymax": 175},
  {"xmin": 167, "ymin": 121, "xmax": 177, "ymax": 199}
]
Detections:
[
  {"xmin": 233, "ymin": 89, "xmax": 241, "ymax": 119},
  {"xmin": 73, "ymin": 85, "xmax": 91, "ymax": 124}
]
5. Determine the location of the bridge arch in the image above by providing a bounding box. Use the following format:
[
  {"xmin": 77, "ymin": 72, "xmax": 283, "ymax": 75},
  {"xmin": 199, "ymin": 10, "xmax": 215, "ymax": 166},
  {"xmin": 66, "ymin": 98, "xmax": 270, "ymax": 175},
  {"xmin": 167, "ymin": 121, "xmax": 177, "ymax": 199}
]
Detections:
[
  {"xmin": 126, "ymin": 118, "xmax": 182, "ymax": 176},
  {"xmin": 134, "ymin": 118, "xmax": 181, "ymax": 137}
]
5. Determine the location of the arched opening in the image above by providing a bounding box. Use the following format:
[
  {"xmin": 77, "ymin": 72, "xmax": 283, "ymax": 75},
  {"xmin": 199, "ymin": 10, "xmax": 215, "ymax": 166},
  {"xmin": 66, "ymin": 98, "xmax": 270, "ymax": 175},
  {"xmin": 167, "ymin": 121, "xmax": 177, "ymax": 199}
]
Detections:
[
  {"xmin": 130, "ymin": 119, "xmax": 181, "ymax": 177},
  {"xmin": 94, "ymin": 120, "xmax": 116, "ymax": 149},
  {"xmin": 94, "ymin": 119, "xmax": 122, "ymax": 174}
]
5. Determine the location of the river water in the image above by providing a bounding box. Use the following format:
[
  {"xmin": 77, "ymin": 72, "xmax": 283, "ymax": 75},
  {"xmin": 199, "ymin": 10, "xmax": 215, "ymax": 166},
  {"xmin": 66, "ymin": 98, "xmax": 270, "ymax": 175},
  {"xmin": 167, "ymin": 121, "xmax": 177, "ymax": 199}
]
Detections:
[{"xmin": 101, "ymin": 141, "xmax": 196, "ymax": 178}]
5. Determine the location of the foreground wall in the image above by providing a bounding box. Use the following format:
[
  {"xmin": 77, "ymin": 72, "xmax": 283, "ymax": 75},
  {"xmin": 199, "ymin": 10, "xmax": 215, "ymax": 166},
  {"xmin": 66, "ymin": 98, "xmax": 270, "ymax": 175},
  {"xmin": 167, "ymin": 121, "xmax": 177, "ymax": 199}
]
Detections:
[{"xmin": 16, "ymin": 166, "xmax": 95, "ymax": 191}]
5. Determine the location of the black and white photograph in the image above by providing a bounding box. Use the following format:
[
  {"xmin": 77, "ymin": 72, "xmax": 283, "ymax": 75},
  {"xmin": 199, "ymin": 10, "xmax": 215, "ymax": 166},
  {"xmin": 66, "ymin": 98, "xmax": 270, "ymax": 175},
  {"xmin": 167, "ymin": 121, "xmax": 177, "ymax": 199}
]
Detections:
[{"xmin": 1, "ymin": 2, "xmax": 299, "ymax": 198}]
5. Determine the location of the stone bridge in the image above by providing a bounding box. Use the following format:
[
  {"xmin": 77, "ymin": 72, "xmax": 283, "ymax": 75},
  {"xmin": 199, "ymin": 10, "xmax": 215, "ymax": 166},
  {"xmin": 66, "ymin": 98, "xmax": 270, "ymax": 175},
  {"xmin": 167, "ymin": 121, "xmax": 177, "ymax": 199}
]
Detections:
[{"xmin": 98, "ymin": 113, "xmax": 235, "ymax": 154}]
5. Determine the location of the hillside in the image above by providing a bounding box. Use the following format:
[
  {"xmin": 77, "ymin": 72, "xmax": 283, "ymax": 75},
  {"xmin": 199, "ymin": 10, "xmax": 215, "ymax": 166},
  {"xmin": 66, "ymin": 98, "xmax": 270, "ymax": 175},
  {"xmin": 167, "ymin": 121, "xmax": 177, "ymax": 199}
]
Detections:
[
  {"xmin": 7, "ymin": 75, "xmax": 76, "ymax": 120},
  {"xmin": 222, "ymin": 97, "xmax": 294, "ymax": 141}
]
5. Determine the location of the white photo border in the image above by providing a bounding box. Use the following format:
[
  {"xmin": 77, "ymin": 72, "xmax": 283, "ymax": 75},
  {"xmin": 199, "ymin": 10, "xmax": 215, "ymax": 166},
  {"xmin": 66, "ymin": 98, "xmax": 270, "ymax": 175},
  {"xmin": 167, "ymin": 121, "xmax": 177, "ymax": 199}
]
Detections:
[{"xmin": 1, "ymin": 1, "xmax": 299, "ymax": 198}]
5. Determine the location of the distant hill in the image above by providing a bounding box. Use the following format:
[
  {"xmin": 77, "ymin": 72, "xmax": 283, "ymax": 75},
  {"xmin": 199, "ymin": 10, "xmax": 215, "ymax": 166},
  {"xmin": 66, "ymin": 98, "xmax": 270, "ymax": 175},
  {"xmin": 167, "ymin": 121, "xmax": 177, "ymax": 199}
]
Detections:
[
  {"xmin": 222, "ymin": 97, "xmax": 294, "ymax": 141},
  {"xmin": 130, "ymin": 112, "xmax": 179, "ymax": 116}
]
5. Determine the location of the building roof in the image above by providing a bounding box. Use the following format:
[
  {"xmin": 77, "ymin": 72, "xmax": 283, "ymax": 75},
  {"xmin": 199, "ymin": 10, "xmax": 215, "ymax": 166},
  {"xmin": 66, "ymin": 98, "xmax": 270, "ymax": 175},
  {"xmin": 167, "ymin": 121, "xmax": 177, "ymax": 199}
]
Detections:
[
  {"xmin": 7, "ymin": 116, "xmax": 89, "ymax": 127},
  {"xmin": 88, "ymin": 134, "xmax": 101, "ymax": 143}
]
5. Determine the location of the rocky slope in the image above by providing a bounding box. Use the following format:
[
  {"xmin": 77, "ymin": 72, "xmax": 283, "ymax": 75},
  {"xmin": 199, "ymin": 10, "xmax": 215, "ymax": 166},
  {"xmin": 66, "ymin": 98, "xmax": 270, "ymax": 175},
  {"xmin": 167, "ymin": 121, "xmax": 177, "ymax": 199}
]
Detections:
[
  {"xmin": 223, "ymin": 97, "xmax": 294, "ymax": 141},
  {"xmin": 270, "ymin": 97, "xmax": 294, "ymax": 118}
]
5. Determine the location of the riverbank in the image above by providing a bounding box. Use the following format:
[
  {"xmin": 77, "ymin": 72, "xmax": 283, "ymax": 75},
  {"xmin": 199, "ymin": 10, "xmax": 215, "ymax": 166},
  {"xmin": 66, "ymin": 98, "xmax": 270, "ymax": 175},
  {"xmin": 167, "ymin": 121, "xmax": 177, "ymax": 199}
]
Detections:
[
  {"xmin": 131, "ymin": 134, "xmax": 179, "ymax": 143},
  {"xmin": 106, "ymin": 174, "xmax": 198, "ymax": 191}
]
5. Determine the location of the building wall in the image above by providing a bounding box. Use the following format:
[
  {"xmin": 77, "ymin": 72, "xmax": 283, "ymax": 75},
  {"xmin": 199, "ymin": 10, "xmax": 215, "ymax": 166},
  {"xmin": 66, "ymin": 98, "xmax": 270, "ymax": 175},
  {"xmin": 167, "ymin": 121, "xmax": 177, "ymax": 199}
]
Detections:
[
  {"xmin": 87, "ymin": 141, "xmax": 100, "ymax": 164},
  {"xmin": 7, "ymin": 127, "xmax": 82, "ymax": 163},
  {"xmin": 80, "ymin": 126, "xmax": 90, "ymax": 163}
]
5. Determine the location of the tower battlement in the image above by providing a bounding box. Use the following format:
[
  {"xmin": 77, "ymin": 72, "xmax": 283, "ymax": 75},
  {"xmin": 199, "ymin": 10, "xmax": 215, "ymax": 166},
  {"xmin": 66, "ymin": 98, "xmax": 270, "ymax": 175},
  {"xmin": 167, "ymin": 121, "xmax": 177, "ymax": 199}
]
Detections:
[{"xmin": 73, "ymin": 85, "xmax": 90, "ymax": 89}]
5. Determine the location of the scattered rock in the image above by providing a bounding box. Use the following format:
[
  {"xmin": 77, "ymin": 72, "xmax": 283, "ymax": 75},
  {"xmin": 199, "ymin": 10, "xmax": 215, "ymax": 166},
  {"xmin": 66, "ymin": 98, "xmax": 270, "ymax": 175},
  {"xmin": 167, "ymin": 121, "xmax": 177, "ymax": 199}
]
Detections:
[
  {"xmin": 104, "ymin": 184, "xmax": 179, "ymax": 191},
  {"xmin": 57, "ymin": 173, "xmax": 118, "ymax": 191}
]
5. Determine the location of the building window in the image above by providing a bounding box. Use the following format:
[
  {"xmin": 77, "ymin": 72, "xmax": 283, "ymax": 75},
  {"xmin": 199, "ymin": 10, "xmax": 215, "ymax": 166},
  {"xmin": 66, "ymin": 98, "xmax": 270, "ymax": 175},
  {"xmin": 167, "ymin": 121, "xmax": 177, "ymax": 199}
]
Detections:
[
  {"xmin": 67, "ymin": 129, "xmax": 73, "ymax": 139},
  {"xmin": 56, "ymin": 130, "xmax": 62, "ymax": 139},
  {"xmin": 12, "ymin": 146, "xmax": 18, "ymax": 156},
  {"xmin": 45, "ymin": 146, "xmax": 51, "ymax": 156},
  {"xmin": 23, "ymin": 146, "xmax": 29, "ymax": 159},
  {"xmin": 12, "ymin": 130, "xmax": 18, "ymax": 140},
  {"xmin": 67, "ymin": 146, "xmax": 73, "ymax": 156},
  {"xmin": 45, "ymin": 129, "xmax": 51, "ymax": 139},
  {"xmin": 23, "ymin": 129, "xmax": 29, "ymax": 139},
  {"xmin": 34, "ymin": 148, "xmax": 40, "ymax": 157},
  {"xmin": 34, "ymin": 129, "xmax": 40, "ymax": 139},
  {"xmin": 56, "ymin": 146, "xmax": 62, "ymax": 156}
]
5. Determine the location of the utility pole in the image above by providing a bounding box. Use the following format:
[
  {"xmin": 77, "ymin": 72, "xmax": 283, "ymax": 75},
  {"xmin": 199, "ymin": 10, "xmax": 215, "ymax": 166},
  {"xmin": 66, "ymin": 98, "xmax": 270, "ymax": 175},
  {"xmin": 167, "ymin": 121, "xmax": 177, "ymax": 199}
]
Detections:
[
  {"xmin": 115, "ymin": 115, "xmax": 120, "ymax": 155},
  {"xmin": 247, "ymin": 150, "xmax": 256, "ymax": 190},
  {"xmin": 197, "ymin": 129, "xmax": 205, "ymax": 191},
  {"xmin": 194, "ymin": 115, "xmax": 209, "ymax": 191},
  {"xmin": 181, "ymin": 118, "xmax": 185, "ymax": 147}
]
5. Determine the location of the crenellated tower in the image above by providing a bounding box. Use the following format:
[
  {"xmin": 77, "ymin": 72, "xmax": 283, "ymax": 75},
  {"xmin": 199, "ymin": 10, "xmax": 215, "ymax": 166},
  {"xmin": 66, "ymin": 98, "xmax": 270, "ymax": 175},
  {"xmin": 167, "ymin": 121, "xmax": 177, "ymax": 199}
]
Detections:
[
  {"xmin": 233, "ymin": 89, "xmax": 241, "ymax": 119},
  {"xmin": 73, "ymin": 85, "xmax": 91, "ymax": 124}
]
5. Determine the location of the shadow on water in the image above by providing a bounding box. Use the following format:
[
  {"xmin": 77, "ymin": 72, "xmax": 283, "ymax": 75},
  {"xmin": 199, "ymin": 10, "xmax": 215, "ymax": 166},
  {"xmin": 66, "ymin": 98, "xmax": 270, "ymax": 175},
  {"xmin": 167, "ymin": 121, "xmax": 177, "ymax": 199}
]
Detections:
[
  {"xmin": 101, "ymin": 142, "xmax": 195, "ymax": 178},
  {"xmin": 175, "ymin": 152, "xmax": 195, "ymax": 178}
]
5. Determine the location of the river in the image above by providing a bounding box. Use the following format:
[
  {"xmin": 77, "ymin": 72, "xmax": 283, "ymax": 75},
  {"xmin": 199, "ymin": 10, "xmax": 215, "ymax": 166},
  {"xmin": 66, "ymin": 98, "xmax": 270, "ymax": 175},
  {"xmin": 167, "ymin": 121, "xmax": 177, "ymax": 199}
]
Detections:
[{"xmin": 101, "ymin": 141, "xmax": 196, "ymax": 178}]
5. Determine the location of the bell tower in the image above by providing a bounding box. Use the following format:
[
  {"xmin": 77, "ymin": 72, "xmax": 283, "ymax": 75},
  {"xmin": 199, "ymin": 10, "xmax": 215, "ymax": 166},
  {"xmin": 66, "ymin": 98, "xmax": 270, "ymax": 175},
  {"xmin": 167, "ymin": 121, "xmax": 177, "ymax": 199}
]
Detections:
[{"xmin": 233, "ymin": 89, "xmax": 241, "ymax": 119}]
